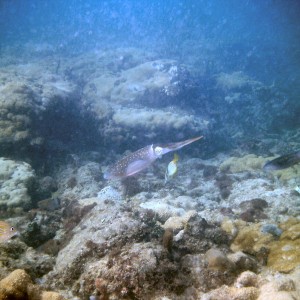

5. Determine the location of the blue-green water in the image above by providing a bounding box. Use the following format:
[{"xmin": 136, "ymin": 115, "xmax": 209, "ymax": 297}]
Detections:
[
  {"xmin": 1, "ymin": 0, "xmax": 299, "ymax": 126},
  {"xmin": 0, "ymin": 2, "xmax": 300, "ymax": 299}
]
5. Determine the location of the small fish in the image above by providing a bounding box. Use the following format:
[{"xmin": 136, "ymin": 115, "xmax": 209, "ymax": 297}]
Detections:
[
  {"xmin": 104, "ymin": 136, "xmax": 202, "ymax": 180},
  {"xmin": 0, "ymin": 221, "xmax": 17, "ymax": 243},
  {"xmin": 165, "ymin": 153, "xmax": 179, "ymax": 183},
  {"xmin": 263, "ymin": 150, "xmax": 300, "ymax": 171},
  {"xmin": 294, "ymin": 186, "xmax": 300, "ymax": 194}
]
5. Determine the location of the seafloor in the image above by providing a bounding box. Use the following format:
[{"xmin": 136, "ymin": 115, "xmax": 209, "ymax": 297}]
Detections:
[{"xmin": 0, "ymin": 46, "xmax": 299, "ymax": 300}]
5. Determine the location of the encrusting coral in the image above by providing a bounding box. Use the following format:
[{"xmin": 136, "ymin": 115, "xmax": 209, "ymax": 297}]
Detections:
[
  {"xmin": 224, "ymin": 218, "xmax": 300, "ymax": 273},
  {"xmin": 0, "ymin": 269, "xmax": 64, "ymax": 300},
  {"xmin": 220, "ymin": 154, "xmax": 266, "ymax": 173},
  {"xmin": 267, "ymin": 218, "xmax": 300, "ymax": 273},
  {"xmin": 271, "ymin": 164, "xmax": 300, "ymax": 182}
]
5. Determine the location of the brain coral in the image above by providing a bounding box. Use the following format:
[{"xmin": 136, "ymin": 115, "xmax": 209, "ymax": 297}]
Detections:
[
  {"xmin": 0, "ymin": 158, "xmax": 35, "ymax": 209},
  {"xmin": 0, "ymin": 82, "xmax": 36, "ymax": 143}
]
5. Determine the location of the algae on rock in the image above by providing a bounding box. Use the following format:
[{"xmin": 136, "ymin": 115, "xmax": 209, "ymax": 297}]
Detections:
[{"xmin": 220, "ymin": 154, "xmax": 266, "ymax": 173}]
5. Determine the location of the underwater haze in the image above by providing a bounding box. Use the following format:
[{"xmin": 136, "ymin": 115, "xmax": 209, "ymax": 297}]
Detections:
[
  {"xmin": 0, "ymin": 1, "xmax": 300, "ymax": 299},
  {"xmin": 1, "ymin": 1, "xmax": 300, "ymax": 81}
]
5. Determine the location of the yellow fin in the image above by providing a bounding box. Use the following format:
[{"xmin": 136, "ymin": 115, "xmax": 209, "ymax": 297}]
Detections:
[{"xmin": 173, "ymin": 153, "xmax": 179, "ymax": 163}]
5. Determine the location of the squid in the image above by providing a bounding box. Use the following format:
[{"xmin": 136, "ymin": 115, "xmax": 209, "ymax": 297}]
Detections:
[{"xmin": 104, "ymin": 136, "xmax": 202, "ymax": 180}]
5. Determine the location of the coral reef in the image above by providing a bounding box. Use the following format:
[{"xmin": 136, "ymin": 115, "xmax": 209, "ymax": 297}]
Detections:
[
  {"xmin": 76, "ymin": 53, "xmax": 209, "ymax": 147},
  {"xmin": 93, "ymin": 59, "xmax": 186, "ymax": 104},
  {"xmin": 1, "ymin": 141, "xmax": 299, "ymax": 299},
  {"xmin": 216, "ymin": 71, "xmax": 259, "ymax": 91},
  {"xmin": 112, "ymin": 107, "xmax": 208, "ymax": 132},
  {"xmin": 0, "ymin": 46, "xmax": 298, "ymax": 299},
  {"xmin": 0, "ymin": 63, "xmax": 78, "ymax": 150}
]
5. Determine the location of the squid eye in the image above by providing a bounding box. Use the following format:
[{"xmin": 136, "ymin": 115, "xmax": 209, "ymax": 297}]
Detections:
[
  {"xmin": 154, "ymin": 146, "xmax": 163, "ymax": 156},
  {"xmin": 10, "ymin": 227, "xmax": 14, "ymax": 231}
]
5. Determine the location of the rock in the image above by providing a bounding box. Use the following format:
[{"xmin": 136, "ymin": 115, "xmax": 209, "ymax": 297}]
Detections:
[
  {"xmin": 239, "ymin": 208, "xmax": 267, "ymax": 222},
  {"xmin": 280, "ymin": 219, "xmax": 300, "ymax": 240},
  {"xmin": 41, "ymin": 291, "xmax": 65, "ymax": 300},
  {"xmin": 162, "ymin": 210, "xmax": 197, "ymax": 231},
  {"xmin": 239, "ymin": 198, "xmax": 268, "ymax": 211},
  {"xmin": 59, "ymin": 162, "xmax": 103, "ymax": 200},
  {"xmin": 277, "ymin": 279, "xmax": 296, "ymax": 292},
  {"xmin": 227, "ymin": 251, "xmax": 258, "ymax": 272},
  {"xmin": 203, "ymin": 165, "xmax": 218, "ymax": 179},
  {"xmin": 121, "ymin": 176, "xmax": 143, "ymax": 197},
  {"xmin": 77, "ymin": 242, "xmax": 189, "ymax": 299},
  {"xmin": 140, "ymin": 200, "xmax": 185, "ymax": 222},
  {"xmin": 215, "ymin": 173, "xmax": 234, "ymax": 199},
  {"xmin": 111, "ymin": 106, "xmax": 207, "ymax": 132},
  {"xmin": 27, "ymin": 283, "xmax": 65, "ymax": 300},
  {"xmin": 84, "ymin": 59, "xmax": 188, "ymax": 106},
  {"xmin": 259, "ymin": 291, "xmax": 297, "ymax": 300},
  {"xmin": 97, "ymin": 185, "xmax": 122, "ymax": 202},
  {"xmin": 21, "ymin": 210, "xmax": 61, "ymax": 248},
  {"xmin": 62, "ymin": 199, "xmax": 97, "ymax": 232},
  {"xmin": 44, "ymin": 197, "xmax": 142, "ymax": 291},
  {"xmin": 221, "ymin": 219, "xmax": 238, "ymax": 238},
  {"xmin": 173, "ymin": 196, "xmax": 198, "ymax": 211},
  {"xmin": 162, "ymin": 228, "xmax": 173, "ymax": 252},
  {"xmin": 181, "ymin": 254, "xmax": 236, "ymax": 292},
  {"xmin": 0, "ymin": 239, "xmax": 55, "ymax": 279},
  {"xmin": 0, "ymin": 158, "xmax": 36, "ymax": 211},
  {"xmin": 201, "ymin": 285, "xmax": 259, "ymax": 300},
  {"xmin": 205, "ymin": 248, "xmax": 235, "ymax": 271},
  {"xmin": 37, "ymin": 198, "xmax": 60, "ymax": 211},
  {"xmin": 90, "ymin": 243, "xmax": 189, "ymax": 299},
  {"xmin": 261, "ymin": 223, "xmax": 283, "ymax": 237},
  {"xmin": 36, "ymin": 176, "xmax": 58, "ymax": 199},
  {"xmin": 257, "ymin": 281, "xmax": 299, "ymax": 300},
  {"xmin": 238, "ymin": 198, "xmax": 269, "ymax": 223},
  {"xmin": 79, "ymin": 54, "xmax": 209, "ymax": 147},
  {"xmin": 216, "ymin": 71, "xmax": 259, "ymax": 91},
  {"xmin": 235, "ymin": 271, "xmax": 259, "ymax": 288}
]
